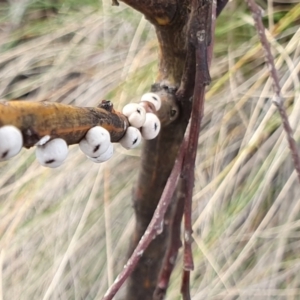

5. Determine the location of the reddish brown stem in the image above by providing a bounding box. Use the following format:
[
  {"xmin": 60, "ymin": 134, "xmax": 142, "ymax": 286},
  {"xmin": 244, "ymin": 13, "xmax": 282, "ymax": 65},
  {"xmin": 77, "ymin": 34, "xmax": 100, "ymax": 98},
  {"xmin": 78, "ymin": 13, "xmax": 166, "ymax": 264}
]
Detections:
[
  {"xmin": 181, "ymin": 270, "xmax": 191, "ymax": 300},
  {"xmin": 179, "ymin": 1, "xmax": 213, "ymax": 295},
  {"xmin": 111, "ymin": 1, "xmax": 222, "ymax": 298},
  {"xmin": 183, "ymin": 0, "xmax": 212, "ymax": 269},
  {"xmin": 153, "ymin": 180, "xmax": 186, "ymax": 300},
  {"xmin": 102, "ymin": 131, "xmax": 189, "ymax": 300},
  {"xmin": 245, "ymin": 0, "xmax": 300, "ymax": 182},
  {"xmin": 181, "ymin": 84, "xmax": 205, "ymax": 272}
]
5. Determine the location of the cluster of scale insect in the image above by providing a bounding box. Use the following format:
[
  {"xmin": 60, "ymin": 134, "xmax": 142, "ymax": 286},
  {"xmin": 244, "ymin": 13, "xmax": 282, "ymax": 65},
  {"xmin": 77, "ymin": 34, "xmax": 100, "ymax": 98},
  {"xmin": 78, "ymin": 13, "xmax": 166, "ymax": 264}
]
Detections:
[{"xmin": 0, "ymin": 93, "xmax": 161, "ymax": 168}]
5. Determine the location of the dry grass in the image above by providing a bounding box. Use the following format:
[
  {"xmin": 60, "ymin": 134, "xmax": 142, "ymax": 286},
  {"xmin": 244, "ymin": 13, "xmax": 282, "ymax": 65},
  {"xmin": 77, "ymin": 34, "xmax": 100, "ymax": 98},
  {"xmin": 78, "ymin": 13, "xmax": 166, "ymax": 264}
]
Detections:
[{"xmin": 0, "ymin": 0, "xmax": 299, "ymax": 299}]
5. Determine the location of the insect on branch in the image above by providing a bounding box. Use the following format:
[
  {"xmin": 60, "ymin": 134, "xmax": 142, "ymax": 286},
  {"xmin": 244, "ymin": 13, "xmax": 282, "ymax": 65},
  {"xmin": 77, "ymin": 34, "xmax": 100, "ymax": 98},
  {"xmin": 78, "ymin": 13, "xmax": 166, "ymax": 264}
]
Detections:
[{"xmin": 0, "ymin": 100, "xmax": 129, "ymax": 149}]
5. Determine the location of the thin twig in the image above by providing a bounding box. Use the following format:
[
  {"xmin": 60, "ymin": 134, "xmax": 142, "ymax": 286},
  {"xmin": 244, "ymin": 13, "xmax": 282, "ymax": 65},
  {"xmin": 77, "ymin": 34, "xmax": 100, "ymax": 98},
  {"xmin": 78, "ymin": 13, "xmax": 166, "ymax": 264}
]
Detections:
[
  {"xmin": 179, "ymin": 2, "xmax": 214, "ymax": 298},
  {"xmin": 181, "ymin": 270, "xmax": 191, "ymax": 300},
  {"xmin": 184, "ymin": 0, "xmax": 213, "ymax": 268},
  {"xmin": 181, "ymin": 84, "xmax": 205, "ymax": 272},
  {"xmin": 153, "ymin": 181, "xmax": 185, "ymax": 300},
  {"xmin": 102, "ymin": 130, "xmax": 189, "ymax": 300},
  {"xmin": 245, "ymin": 0, "xmax": 300, "ymax": 183}
]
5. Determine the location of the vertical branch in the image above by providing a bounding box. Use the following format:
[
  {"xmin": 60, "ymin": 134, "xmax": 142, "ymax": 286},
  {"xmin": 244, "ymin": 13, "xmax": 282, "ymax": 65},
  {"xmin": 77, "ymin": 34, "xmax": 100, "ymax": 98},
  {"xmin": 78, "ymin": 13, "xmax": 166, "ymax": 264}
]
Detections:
[
  {"xmin": 181, "ymin": 271, "xmax": 192, "ymax": 300},
  {"xmin": 155, "ymin": 0, "xmax": 219, "ymax": 295},
  {"xmin": 181, "ymin": 85, "xmax": 205, "ymax": 272},
  {"xmin": 245, "ymin": 0, "xmax": 300, "ymax": 183},
  {"xmin": 109, "ymin": 1, "xmax": 227, "ymax": 299},
  {"xmin": 124, "ymin": 2, "xmax": 191, "ymax": 299},
  {"xmin": 180, "ymin": 1, "xmax": 213, "ymax": 298},
  {"xmin": 153, "ymin": 172, "xmax": 186, "ymax": 300},
  {"xmin": 102, "ymin": 134, "xmax": 188, "ymax": 300}
]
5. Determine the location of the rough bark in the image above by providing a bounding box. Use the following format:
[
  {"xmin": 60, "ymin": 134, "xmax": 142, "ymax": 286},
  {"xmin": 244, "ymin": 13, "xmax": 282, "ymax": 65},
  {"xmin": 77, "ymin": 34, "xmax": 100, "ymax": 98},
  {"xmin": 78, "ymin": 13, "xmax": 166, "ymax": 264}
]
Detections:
[
  {"xmin": 121, "ymin": 1, "xmax": 194, "ymax": 299},
  {"xmin": 112, "ymin": 0, "xmax": 227, "ymax": 298}
]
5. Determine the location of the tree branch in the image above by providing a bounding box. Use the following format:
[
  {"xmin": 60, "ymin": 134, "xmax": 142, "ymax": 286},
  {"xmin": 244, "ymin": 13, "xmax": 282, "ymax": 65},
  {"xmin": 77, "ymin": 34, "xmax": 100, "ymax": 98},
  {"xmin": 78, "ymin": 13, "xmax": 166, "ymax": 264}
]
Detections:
[
  {"xmin": 0, "ymin": 97, "xmax": 177, "ymax": 150},
  {"xmin": 111, "ymin": 0, "xmax": 225, "ymax": 298},
  {"xmin": 126, "ymin": 85, "xmax": 188, "ymax": 299},
  {"xmin": 181, "ymin": 270, "xmax": 191, "ymax": 300},
  {"xmin": 245, "ymin": 0, "xmax": 300, "ymax": 183},
  {"xmin": 153, "ymin": 179, "xmax": 185, "ymax": 300},
  {"xmin": 179, "ymin": 2, "xmax": 213, "ymax": 298},
  {"xmin": 0, "ymin": 100, "xmax": 129, "ymax": 148},
  {"xmin": 102, "ymin": 129, "xmax": 189, "ymax": 300},
  {"xmin": 124, "ymin": 3, "xmax": 192, "ymax": 297}
]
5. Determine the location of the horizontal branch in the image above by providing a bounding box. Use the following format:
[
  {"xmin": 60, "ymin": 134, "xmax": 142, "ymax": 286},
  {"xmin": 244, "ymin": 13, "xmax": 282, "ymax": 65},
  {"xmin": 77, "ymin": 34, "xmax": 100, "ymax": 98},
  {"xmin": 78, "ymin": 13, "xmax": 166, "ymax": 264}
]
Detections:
[
  {"xmin": 0, "ymin": 100, "xmax": 129, "ymax": 148},
  {"xmin": 0, "ymin": 90, "xmax": 179, "ymax": 149}
]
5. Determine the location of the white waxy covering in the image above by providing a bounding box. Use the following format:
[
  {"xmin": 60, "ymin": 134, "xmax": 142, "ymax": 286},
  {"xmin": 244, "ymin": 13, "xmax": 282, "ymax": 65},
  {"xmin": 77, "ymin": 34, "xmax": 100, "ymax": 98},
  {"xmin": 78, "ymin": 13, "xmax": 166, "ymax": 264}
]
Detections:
[
  {"xmin": 140, "ymin": 93, "xmax": 161, "ymax": 111},
  {"xmin": 0, "ymin": 125, "xmax": 23, "ymax": 161},
  {"xmin": 79, "ymin": 126, "xmax": 111, "ymax": 158},
  {"xmin": 36, "ymin": 135, "xmax": 51, "ymax": 146},
  {"xmin": 36, "ymin": 138, "xmax": 68, "ymax": 168},
  {"xmin": 140, "ymin": 113, "xmax": 161, "ymax": 140},
  {"xmin": 119, "ymin": 126, "xmax": 142, "ymax": 150},
  {"xmin": 122, "ymin": 103, "xmax": 146, "ymax": 128},
  {"xmin": 88, "ymin": 143, "xmax": 114, "ymax": 163}
]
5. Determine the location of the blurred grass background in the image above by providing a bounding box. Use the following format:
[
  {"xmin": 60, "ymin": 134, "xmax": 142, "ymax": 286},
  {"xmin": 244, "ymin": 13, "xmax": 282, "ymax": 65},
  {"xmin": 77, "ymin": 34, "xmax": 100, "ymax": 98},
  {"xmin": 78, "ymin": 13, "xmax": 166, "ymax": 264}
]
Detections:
[{"xmin": 0, "ymin": 0, "xmax": 299, "ymax": 299}]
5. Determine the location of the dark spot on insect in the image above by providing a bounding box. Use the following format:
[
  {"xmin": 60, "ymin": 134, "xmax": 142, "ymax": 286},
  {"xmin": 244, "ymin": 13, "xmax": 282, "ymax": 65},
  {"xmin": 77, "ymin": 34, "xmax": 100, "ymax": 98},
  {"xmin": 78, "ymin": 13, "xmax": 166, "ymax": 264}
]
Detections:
[
  {"xmin": 154, "ymin": 123, "xmax": 158, "ymax": 131},
  {"xmin": 94, "ymin": 145, "xmax": 100, "ymax": 153},
  {"xmin": 1, "ymin": 150, "xmax": 8, "ymax": 158},
  {"xmin": 152, "ymin": 96, "xmax": 158, "ymax": 101},
  {"xmin": 170, "ymin": 109, "xmax": 177, "ymax": 117},
  {"xmin": 137, "ymin": 109, "xmax": 141, "ymax": 114},
  {"xmin": 46, "ymin": 159, "xmax": 55, "ymax": 164},
  {"xmin": 132, "ymin": 138, "xmax": 138, "ymax": 145}
]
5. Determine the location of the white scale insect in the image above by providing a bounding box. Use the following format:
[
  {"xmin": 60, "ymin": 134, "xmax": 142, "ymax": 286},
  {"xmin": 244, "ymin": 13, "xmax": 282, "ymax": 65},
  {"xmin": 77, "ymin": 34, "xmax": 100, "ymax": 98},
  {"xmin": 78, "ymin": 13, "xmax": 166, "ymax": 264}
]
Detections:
[
  {"xmin": 119, "ymin": 126, "xmax": 142, "ymax": 150},
  {"xmin": 122, "ymin": 92, "xmax": 161, "ymax": 141},
  {"xmin": 79, "ymin": 126, "xmax": 111, "ymax": 158},
  {"xmin": 36, "ymin": 138, "xmax": 68, "ymax": 168},
  {"xmin": 140, "ymin": 92, "xmax": 162, "ymax": 111},
  {"xmin": 0, "ymin": 125, "xmax": 23, "ymax": 161},
  {"xmin": 0, "ymin": 93, "xmax": 162, "ymax": 168},
  {"xmin": 141, "ymin": 113, "xmax": 161, "ymax": 140},
  {"xmin": 122, "ymin": 103, "xmax": 146, "ymax": 128},
  {"xmin": 79, "ymin": 126, "xmax": 114, "ymax": 163}
]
